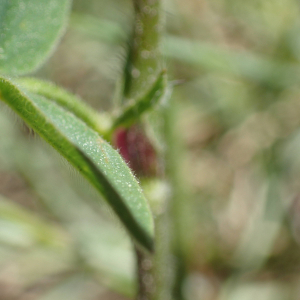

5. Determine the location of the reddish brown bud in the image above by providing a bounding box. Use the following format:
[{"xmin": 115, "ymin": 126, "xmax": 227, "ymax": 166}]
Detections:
[{"xmin": 113, "ymin": 124, "xmax": 158, "ymax": 177}]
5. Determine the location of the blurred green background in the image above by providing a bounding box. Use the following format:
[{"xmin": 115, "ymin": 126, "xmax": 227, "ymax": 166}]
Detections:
[{"xmin": 2, "ymin": 0, "xmax": 300, "ymax": 299}]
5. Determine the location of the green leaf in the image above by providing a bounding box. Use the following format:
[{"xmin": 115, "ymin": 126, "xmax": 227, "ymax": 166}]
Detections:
[
  {"xmin": 17, "ymin": 77, "xmax": 111, "ymax": 135},
  {"xmin": 0, "ymin": 0, "xmax": 71, "ymax": 76},
  {"xmin": 0, "ymin": 77, "xmax": 154, "ymax": 251},
  {"xmin": 0, "ymin": 112, "xmax": 135, "ymax": 295},
  {"xmin": 111, "ymin": 70, "xmax": 167, "ymax": 131}
]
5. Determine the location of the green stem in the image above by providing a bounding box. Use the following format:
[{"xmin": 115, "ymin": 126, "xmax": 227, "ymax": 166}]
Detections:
[
  {"xmin": 123, "ymin": 0, "xmax": 166, "ymax": 298},
  {"xmin": 123, "ymin": 0, "xmax": 163, "ymax": 101},
  {"xmin": 151, "ymin": 212, "xmax": 174, "ymax": 300},
  {"xmin": 163, "ymin": 97, "xmax": 191, "ymax": 300}
]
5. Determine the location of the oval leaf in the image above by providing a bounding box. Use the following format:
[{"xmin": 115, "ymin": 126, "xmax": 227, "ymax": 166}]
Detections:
[
  {"xmin": 0, "ymin": 0, "xmax": 71, "ymax": 75},
  {"xmin": 0, "ymin": 77, "xmax": 154, "ymax": 251}
]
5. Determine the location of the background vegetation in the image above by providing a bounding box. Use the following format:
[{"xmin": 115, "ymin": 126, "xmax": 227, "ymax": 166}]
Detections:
[{"xmin": 1, "ymin": 0, "xmax": 300, "ymax": 299}]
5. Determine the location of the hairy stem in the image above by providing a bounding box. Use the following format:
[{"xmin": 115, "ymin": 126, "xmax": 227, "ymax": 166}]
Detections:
[
  {"xmin": 125, "ymin": 0, "xmax": 166, "ymax": 298},
  {"xmin": 123, "ymin": 0, "xmax": 163, "ymax": 101}
]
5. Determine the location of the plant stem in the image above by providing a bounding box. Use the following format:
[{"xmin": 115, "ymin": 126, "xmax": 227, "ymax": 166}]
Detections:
[
  {"xmin": 151, "ymin": 212, "xmax": 173, "ymax": 300},
  {"xmin": 125, "ymin": 0, "xmax": 166, "ymax": 298},
  {"xmin": 135, "ymin": 209, "xmax": 174, "ymax": 300},
  {"xmin": 135, "ymin": 247, "xmax": 155, "ymax": 300},
  {"xmin": 123, "ymin": 0, "xmax": 163, "ymax": 101},
  {"xmin": 163, "ymin": 97, "xmax": 191, "ymax": 300}
]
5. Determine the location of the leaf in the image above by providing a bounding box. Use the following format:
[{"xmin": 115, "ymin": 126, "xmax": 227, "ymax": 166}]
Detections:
[
  {"xmin": 0, "ymin": 112, "xmax": 135, "ymax": 296},
  {"xmin": 111, "ymin": 70, "xmax": 167, "ymax": 131},
  {"xmin": 0, "ymin": 0, "xmax": 71, "ymax": 76},
  {"xmin": 0, "ymin": 77, "xmax": 154, "ymax": 251},
  {"xmin": 17, "ymin": 77, "xmax": 111, "ymax": 135}
]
